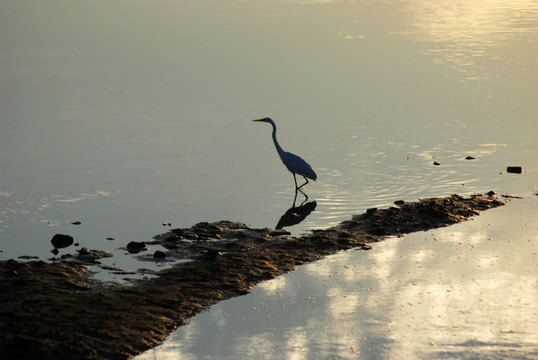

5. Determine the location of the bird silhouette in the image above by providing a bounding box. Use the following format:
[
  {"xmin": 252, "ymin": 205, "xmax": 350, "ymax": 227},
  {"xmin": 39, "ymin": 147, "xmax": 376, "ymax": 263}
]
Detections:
[{"xmin": 253, "ymin": 117, "xmax": 317, "ymax": 189}]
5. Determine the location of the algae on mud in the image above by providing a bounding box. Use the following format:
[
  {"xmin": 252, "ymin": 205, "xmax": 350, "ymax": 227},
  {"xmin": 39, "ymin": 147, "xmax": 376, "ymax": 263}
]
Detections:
[{"xmin": 0, "ymin": 194, "xmax": 505, "ymax": 360}]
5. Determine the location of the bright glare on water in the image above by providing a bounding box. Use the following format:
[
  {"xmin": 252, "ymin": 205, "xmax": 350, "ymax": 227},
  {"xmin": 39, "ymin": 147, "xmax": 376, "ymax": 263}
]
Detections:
[{"xmin": 0, "ymin": 0, "xmax": 537, "ymax": 358}]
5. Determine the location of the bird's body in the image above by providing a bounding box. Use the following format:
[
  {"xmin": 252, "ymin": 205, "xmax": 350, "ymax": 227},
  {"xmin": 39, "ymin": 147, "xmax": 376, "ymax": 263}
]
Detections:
[{"xmin": 253, "ymin": 117, "xmax": 317, "ymax": 189}]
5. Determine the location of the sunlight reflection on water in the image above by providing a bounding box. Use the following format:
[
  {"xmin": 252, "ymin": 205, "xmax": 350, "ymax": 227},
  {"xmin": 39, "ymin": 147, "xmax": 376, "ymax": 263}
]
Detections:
[
  {"xmin": 404, "ymin": 0, "xmax": 538, "ymax": 81},
  {"xmin": 1, "ymin": 0, "xmax": 537, "ymax": 357}
]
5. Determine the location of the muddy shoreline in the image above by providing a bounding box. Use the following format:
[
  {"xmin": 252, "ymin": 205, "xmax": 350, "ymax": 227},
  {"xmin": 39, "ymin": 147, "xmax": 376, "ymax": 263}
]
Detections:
[{"xmin": 0, "ymin": 193, "xmax": 506, "ymax": 360}]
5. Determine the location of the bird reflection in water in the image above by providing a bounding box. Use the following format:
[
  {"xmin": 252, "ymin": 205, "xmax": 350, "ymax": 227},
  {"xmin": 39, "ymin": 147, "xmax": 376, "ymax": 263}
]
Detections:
[
  {"xmin": 276, "ymin": 189, "xmax": 317, "ymax": 230},
  {"xmin": 252, "ymin": 117, "xmax": 318, "ymax": 229}
]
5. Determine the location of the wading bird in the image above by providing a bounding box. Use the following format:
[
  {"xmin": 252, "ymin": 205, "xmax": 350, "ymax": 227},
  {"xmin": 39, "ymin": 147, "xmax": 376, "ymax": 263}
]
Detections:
[{"xmin": 253, "ymin": 117, "xmax": 317, "ymax": 190}]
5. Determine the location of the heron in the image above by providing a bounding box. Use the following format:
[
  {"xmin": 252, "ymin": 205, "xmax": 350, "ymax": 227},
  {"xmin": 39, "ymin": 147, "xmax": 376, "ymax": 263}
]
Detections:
[{"xmin": 252, "ymin": 117, "xmax": 317, "ymax": 190}]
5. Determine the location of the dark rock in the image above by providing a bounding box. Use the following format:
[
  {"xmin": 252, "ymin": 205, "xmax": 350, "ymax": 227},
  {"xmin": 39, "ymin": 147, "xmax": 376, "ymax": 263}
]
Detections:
[
  {"xmin": 433, "ymin": 161, "xmax": 441, "ymax": 166},
  {"xmin": 71, "ymin": 221, "xmax": 81, "ymax": 225},
  {"xmin": 501, "ymin": 194, "xmax": 523, "ymax": 199},
  {"xmin": 78, "ymin": 248, "xmax": 91, "ymax": 256},
  {"xmin": 465, "ymin": 156, "xmax": 475, "ymax": 160},
  {"xmin": 17, "ymin": 256, "xmax": 39, "ymax": 260},
  {"xmin": 487, "ymin": 190, "xmax": 496, "ymax": 196},
  {"xmin": 51, "ymin": 234, "xmax": 74, "ymax": 249},
  {"xmin": 394, "ymin": 200, "xmax": 405, "ymax": 205},
  {"xmin": 127, "ymin": 241, "xmax": 148, "ymax": 254},
  {"xmin": 204, "ymin": 249, "xmax": 223, "ymax": 260},
  {"xmin": 50, "ymin": 248, "xmax": 59, "ymax": 255},
  {"xmin": 507, "ymin": 166, "xmax": 522, "ymax": 174},
  {"xmin": 105, "ymin": 237, "xmax": 115, "ymax": 241},
  {"xmin": 153, "ymin": 250, "xmax": 166, "ymax": 259},
  {"xmin": 366, "ymin": 207, "xmax": 377, "ymax": 214}
]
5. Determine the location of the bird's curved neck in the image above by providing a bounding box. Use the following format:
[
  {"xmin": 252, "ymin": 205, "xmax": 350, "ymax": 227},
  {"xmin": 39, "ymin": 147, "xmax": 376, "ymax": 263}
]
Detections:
[{"xmin": 270, "ymin": 123, "xmax": 285, "ymax": 157}]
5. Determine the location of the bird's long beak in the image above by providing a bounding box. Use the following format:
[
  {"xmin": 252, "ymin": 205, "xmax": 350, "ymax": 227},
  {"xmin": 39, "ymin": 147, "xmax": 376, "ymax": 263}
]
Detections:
[{"xmin": 252, "ymin": 118, "xmax": 264, "ymax": 122}]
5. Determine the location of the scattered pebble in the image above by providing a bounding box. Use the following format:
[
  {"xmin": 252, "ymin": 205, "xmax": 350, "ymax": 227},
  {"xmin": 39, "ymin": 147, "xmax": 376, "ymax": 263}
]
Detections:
[
  {"xmin": 507, "ymin": 166, "xmax": 522, "ymax": 174},
  {"xmin": 71, "ymin": 221, "xmax": 81, "ymax": 225},
  {"xmin": 78, "ymin": 248, "xmax": 92, "ymax": 256},
  {"xmin": 51, "ymin": 234, "xmax": 74, "ymax": 249},
  {"xmin": 433, "ymin": 161, "xmax": 440, "ymax": 166},
  {"xmin": 465, "ymin": 156, "xmax": 475, "ymax": 160},
  {"xmin": 126, "ymin": 241, "xmax": 148, "ymax": 254}
]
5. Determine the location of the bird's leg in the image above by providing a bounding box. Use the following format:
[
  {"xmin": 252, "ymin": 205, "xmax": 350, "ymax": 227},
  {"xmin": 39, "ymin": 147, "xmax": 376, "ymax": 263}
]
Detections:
[
  {"xmin": 293, "ymin": 173, "xmax": 299, "ymax": 189},
  {"xmin": 292, "ymin": 188, "xmax": 298, "ymax": 208},
  {"xmin": 297, "ymin": 176, "xmax": 309, "ymax": 190},
  {"xmin": 298, "ymin": 188, "xmax": 309, "ymax": 203}
]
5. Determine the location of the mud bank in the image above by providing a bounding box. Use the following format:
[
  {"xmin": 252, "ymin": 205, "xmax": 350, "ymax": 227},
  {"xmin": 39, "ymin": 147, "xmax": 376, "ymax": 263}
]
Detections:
[{"xmin": 0, "ymin": 194, "xmax": 505, "ymax": 360}]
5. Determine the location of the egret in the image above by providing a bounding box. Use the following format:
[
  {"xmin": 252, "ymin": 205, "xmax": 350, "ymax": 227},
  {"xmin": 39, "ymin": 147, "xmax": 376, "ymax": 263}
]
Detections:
[{"xmin": 253, "ymin": 117, "xmax": 317, "ymax": 190}]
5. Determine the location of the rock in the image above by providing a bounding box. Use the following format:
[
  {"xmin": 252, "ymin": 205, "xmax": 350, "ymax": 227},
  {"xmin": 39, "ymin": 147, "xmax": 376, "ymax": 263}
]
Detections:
[
  {"xmin": 487, "ymin": 190, "xmax": 496, "ymax": 196},
  {"xmin": 17, "ymin": 255, "xmax": 39, "ymax": 260},
  {"xmin": 433, "ymin": 161, "xmax": 441, "ymax": 166},
  {"xmin": 71, "ymin": 221, "xmax": 81, "ymax": 225},
  {"xmin": 394, "ymin": 200, "xmax": 405, "ymax": 205},
  {"xmin": 153, "ymin": 250, "xmax": 166, "ymax": 259},
  {"xmin": 51, "ymin": 234, "xmax": 74, "ymax": 249},
  {"xmin": 105, "ymin": 237, "xmax": 115, "ymax": 241},
  {"xmin": 78, "ymin": 248, "xmax": 91, "ymax": 256},
  {"xmin": 507, "ymin": 166, "xmax": 522, "ymax": 174},
  {"xmin": 204, "ymin": 249, "xmax": 223, "ymax": 260},
  {"xmin": 366, "ymin": 207, "xmax": 377, "ymax": 214},
  {"xmin": 465, "ymin": 156, "xmax": 475, "ymax": 160},
  {"xmin": 126, "ymin": 241, "xmax": 148, "ymax": 254},
  {"xmin": 51, "ymin": 248, "xmax": 59, "ymax": 255}
]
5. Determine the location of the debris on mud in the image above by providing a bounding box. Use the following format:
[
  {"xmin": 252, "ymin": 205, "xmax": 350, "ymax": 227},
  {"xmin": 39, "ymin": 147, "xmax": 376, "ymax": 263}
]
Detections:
[{"xmin": 0, "ymin": 193, "xmax": 506, "ymax": 360}]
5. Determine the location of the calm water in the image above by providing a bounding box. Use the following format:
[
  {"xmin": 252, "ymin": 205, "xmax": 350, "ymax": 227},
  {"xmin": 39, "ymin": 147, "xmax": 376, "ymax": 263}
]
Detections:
[
  {"xmin": 0, "ymin": 0, "xmax": 537, "ymax": 358},
  {"xmin": 137, "ymin": 197, "xmax": 537, "ymax": 359}
]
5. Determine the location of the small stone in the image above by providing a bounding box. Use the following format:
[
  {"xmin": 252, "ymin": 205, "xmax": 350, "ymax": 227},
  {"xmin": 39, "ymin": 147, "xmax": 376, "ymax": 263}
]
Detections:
[
  {"xmin": 506, "ymin": 166, "xmax": 522, "ymax": 174},
  {"xmin": 105, "ymin": 237, "xmax": 115, "ymax": 241},
  {"xmin": 486, "ymin": 190, "xmax": 496, "ymax": 196},
  {"xmin": 71, "ymin": 221, "xmax": 81, "ymax": 225},
  {"xmin": 394, "ymin": 200, "xmax": 405, "ymax": 205},
  {"xmin": 366, "ymin": 208, "xmax": 377, "ymax": 214},
  {"xmin": 51, "ymin": 248, "xmax": 59, "ymax": 255},
  {"xmin": 465, "ymin": 156, "xmax": 475, "ymax": 160},
  {"xmin": 204, "ymin": 249, "xmax": 223, "ymax": 260},
  {"xmin": 433, "ymin": 161, "xmax": 441, "ymax": 166},
  {"xmin": 51, "ymin": 234, "xmax": 74, "ymax": 249},
  {"xmin": 126, "ymin": 241, "xmax": 148, "ymax": 254},
  {"xmin": 78, "ymin": 247, "xmax": 91, "ymax": 255},
  {"xmin": 153, "ymin": 250, "xmax": 166, "ymax": 259}
]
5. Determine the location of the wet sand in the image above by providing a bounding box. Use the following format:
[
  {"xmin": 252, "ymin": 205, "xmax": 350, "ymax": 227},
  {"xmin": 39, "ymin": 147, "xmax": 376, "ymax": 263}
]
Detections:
[{"xmin": 0, "ymin": 193, "xmax": 505, "ymax": 360}]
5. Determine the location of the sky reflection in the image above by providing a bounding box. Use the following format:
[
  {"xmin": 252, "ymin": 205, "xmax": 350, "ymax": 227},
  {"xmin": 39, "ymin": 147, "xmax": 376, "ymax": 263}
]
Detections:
[{"xmin": 137, "ymin": 197, "xmax": 537, "ymax": 359}]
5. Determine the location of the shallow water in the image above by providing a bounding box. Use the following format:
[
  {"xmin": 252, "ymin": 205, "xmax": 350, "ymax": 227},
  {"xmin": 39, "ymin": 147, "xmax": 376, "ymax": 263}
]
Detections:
[
  {"xmin": 0, "ymin": 0, "xmax": 537, "ymax": 357},
  {"xmin": 136, "ymin": 197, "xmax": 537, "ymax": 359},
  {"xmin": 1, "ymin": 0, "xmax": 536, "ymax": 270}
]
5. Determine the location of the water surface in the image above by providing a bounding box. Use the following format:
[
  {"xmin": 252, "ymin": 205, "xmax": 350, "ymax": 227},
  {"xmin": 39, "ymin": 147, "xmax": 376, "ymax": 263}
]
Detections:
[{"xmin": 0, "ymin": 0, "xmax": 537, "ymax": 357}]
